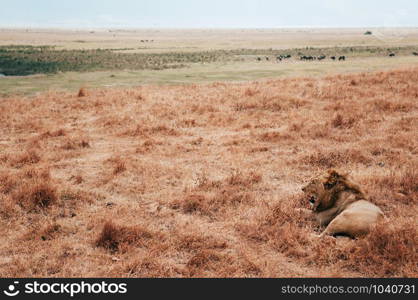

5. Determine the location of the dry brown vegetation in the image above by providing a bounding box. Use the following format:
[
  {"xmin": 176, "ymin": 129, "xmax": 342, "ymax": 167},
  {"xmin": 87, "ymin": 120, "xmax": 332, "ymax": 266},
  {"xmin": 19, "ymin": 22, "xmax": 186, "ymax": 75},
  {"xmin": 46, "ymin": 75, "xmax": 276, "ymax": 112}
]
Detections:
[{"xmin": 0, "ymin": 67, "xmax": 417, "ymax": 277}]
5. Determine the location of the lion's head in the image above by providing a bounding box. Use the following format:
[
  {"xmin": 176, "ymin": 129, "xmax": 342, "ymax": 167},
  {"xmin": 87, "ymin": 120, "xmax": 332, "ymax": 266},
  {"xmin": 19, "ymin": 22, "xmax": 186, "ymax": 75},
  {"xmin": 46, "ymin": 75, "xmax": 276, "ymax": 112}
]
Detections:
[{"xmin": 301, "ymin": 170, "xmax": 364, "ymax": 212}]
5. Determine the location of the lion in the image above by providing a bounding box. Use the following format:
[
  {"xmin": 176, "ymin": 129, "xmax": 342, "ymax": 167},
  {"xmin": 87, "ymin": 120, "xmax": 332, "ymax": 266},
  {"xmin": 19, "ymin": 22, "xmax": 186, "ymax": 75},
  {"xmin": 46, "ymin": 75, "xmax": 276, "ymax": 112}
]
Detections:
[{"xmin": 301, "ymin": 170, "xmax": 384, "ymax": 238}]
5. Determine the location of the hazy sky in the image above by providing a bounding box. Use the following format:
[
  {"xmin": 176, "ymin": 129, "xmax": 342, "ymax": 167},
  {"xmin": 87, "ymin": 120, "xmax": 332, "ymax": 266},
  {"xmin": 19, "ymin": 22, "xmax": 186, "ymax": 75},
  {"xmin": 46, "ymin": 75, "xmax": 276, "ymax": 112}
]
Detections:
[{"xmin": 1, "ymin": 0, "xmax": 417, "ymax": 28}]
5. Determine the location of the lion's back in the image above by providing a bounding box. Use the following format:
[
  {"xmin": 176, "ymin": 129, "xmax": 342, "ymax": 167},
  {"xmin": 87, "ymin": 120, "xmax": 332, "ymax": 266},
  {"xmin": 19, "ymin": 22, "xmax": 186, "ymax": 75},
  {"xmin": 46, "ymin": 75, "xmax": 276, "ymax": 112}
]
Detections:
[
  {"xmin": 346, "ymin": 200, "xmax": 383, "ymax": 217},
  {"xmin": 338, "ymin": 200, "xmax": 384, "ymax": 236}
]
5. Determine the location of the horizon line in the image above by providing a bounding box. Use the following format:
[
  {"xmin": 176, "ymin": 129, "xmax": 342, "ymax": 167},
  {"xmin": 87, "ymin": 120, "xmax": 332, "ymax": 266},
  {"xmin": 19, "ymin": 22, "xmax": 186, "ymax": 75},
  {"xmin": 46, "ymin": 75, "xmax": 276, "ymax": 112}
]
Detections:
[{"xmin": 1, "ymin": 25, "xmax": 418, "ymax": 30}]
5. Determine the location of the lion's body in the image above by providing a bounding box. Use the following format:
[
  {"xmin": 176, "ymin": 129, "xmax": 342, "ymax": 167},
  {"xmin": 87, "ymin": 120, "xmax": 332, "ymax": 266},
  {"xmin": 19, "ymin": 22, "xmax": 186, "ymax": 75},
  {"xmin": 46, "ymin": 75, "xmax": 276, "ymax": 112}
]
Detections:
[
  {"xmin": 317, "ymin": 198, "xmax": 383, "ymax": 237},
  {"xmin": 302, "ymin": 170, "xmax": 384, "ymax": 238}
]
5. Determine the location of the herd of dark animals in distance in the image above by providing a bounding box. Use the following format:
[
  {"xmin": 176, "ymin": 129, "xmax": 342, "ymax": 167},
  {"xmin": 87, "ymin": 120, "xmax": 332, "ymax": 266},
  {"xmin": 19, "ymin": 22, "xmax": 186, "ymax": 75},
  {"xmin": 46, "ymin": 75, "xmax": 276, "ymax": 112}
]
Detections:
[
  {"xmin": 256, "ymin": 54, "xmax": 345, "ymax": 62},
  {"xmin": 257, "ymin": 51, "xmax": 418, "ymax": 62}
]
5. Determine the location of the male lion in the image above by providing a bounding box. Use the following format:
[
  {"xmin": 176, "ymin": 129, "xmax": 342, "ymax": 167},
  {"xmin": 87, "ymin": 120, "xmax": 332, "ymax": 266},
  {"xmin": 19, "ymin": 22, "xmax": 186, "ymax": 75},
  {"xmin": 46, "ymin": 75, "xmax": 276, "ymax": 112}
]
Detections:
[{"xmin": 301, "ymin": 170, "xmax": 383, "ymax": 238}]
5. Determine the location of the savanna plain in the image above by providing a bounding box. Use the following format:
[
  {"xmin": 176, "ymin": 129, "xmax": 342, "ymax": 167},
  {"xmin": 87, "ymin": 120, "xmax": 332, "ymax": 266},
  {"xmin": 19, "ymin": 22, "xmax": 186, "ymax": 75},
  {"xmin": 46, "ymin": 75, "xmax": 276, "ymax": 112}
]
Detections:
[{"xmin": 0, "ymin": 28, "xmax": 417, "ymax": 277}]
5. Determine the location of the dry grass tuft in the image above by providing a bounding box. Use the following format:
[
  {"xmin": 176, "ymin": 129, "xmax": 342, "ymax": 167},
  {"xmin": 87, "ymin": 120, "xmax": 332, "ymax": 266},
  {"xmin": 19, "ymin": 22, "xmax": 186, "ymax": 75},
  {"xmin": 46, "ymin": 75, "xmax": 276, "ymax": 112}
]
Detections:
[
  {"xmin": 186, "ymin": 250, "xmax": 223, "ymax": 269},
  {"xmin": 73, "ymin": 175, "xmax": 83, "ymax": 184},
  {"xmin": 176, "ymin": 234, "xmax": 227, "ymax": 252},
  {"xmin": 40, "ymin": 129, "xmax": 66, "ymax": 139},
  {"xmin": 10, "ymin": 150, "xmax": 41, "ymax": 168},
  {"xmin": 305, "ymin": 149, "xmax": 371, "ymax": 168},
  {"xmin": 124, "ymin": 256, "xmax": 173, "ymax": 277},
  {"xmin": 227, "ymin": 170, "xmax": 262, "ymax": 187},
  {"xmin": 111, "ymin": 157, "xmax": 127, "ymax": 175},
  {"xmin": 39, "ymin": 223, "xmax": 62, "ymax": 241},
  {"xmin": 95, "ymin": 221, "xmax": 156, "ymax": 253},
  {"xmin": 171, "ymin": 171, "xmax": 261, "ymax": 218},
  {"xmin": 341, "ymin": 221, "xmax": 418, "ymax": 276},
  {"xmin": 61, "ymin": 137, "xmax": 90, "ymax": 150},
  {"xmin": 0, "ymin": 172, "xmax": 18, "ymax": 194},
  {"xmin": 331, "ymin": 113, "xmax": 357, "ymax": 129},
  {"xmin": 12, "ymin": 180, "xmax": 57, "ymax": 211},
  {"xmin": 77, "ymin": 88, "xmax": 87, "ymax": 97}
]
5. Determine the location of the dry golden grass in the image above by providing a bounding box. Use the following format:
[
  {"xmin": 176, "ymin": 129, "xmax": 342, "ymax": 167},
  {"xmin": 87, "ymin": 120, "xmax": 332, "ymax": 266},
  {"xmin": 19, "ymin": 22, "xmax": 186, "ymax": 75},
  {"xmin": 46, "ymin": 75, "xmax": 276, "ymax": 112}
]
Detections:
[{"xmin": 0, "ymin": 67, "xmax": 417, "ymax": 277}]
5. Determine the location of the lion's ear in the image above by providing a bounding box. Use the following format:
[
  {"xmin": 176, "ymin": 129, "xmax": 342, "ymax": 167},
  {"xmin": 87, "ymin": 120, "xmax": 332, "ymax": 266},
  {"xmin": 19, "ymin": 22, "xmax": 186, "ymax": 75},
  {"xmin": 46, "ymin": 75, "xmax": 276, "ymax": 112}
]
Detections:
[
  {"xmin": 327, "ymin": 170, "xmax": 341, "ymax": 178},
  {"xmin": 323, "ymin": 181, "xmax": 335, "ymax": 190},
  {"xmin": 324, "ymin": 170, "xmax": 341, "ymax": 189}
]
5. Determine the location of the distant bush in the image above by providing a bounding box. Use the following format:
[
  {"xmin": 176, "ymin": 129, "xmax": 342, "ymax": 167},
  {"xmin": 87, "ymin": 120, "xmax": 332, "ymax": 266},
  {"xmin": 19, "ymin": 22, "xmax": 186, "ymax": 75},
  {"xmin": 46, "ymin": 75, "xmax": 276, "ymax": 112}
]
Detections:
[{"xmin": 0, "ymin": 45, "xmax": 226, "ymax": 76}]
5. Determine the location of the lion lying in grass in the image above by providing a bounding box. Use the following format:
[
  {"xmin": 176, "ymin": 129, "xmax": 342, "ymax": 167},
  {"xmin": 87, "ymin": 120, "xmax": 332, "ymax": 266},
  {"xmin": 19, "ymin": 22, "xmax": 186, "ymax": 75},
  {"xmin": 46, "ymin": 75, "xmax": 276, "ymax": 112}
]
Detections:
[{"xmin": 302, "ymin": 170, "xmax": 384, "ymax": 238}]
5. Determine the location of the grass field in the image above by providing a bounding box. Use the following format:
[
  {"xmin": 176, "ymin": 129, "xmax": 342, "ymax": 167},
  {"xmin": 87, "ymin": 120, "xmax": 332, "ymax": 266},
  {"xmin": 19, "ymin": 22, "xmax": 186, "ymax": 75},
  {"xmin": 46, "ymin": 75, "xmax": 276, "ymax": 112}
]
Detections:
[
  {"xmin": 0, "ymin": 28, "xmax": 417, "ymax": 278},
  {"xmin": 0, "ymin": 67, "xmax": 417, "ymax": 277},
  {"xmin": 1, "ymin": 28, "xmax": 418, "ymax": 96},
  {"xmin": 2, "ymin": 55, "xmax": 418, "ymax": 96}
]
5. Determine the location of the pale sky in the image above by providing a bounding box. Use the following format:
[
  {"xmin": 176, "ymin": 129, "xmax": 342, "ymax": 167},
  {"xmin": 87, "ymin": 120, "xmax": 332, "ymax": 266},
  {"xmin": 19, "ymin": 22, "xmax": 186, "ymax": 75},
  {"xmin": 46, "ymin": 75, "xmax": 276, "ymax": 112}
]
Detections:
[{"xmin": 1, "ymin": 0, "xmax": 417, "ymax": 28}]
